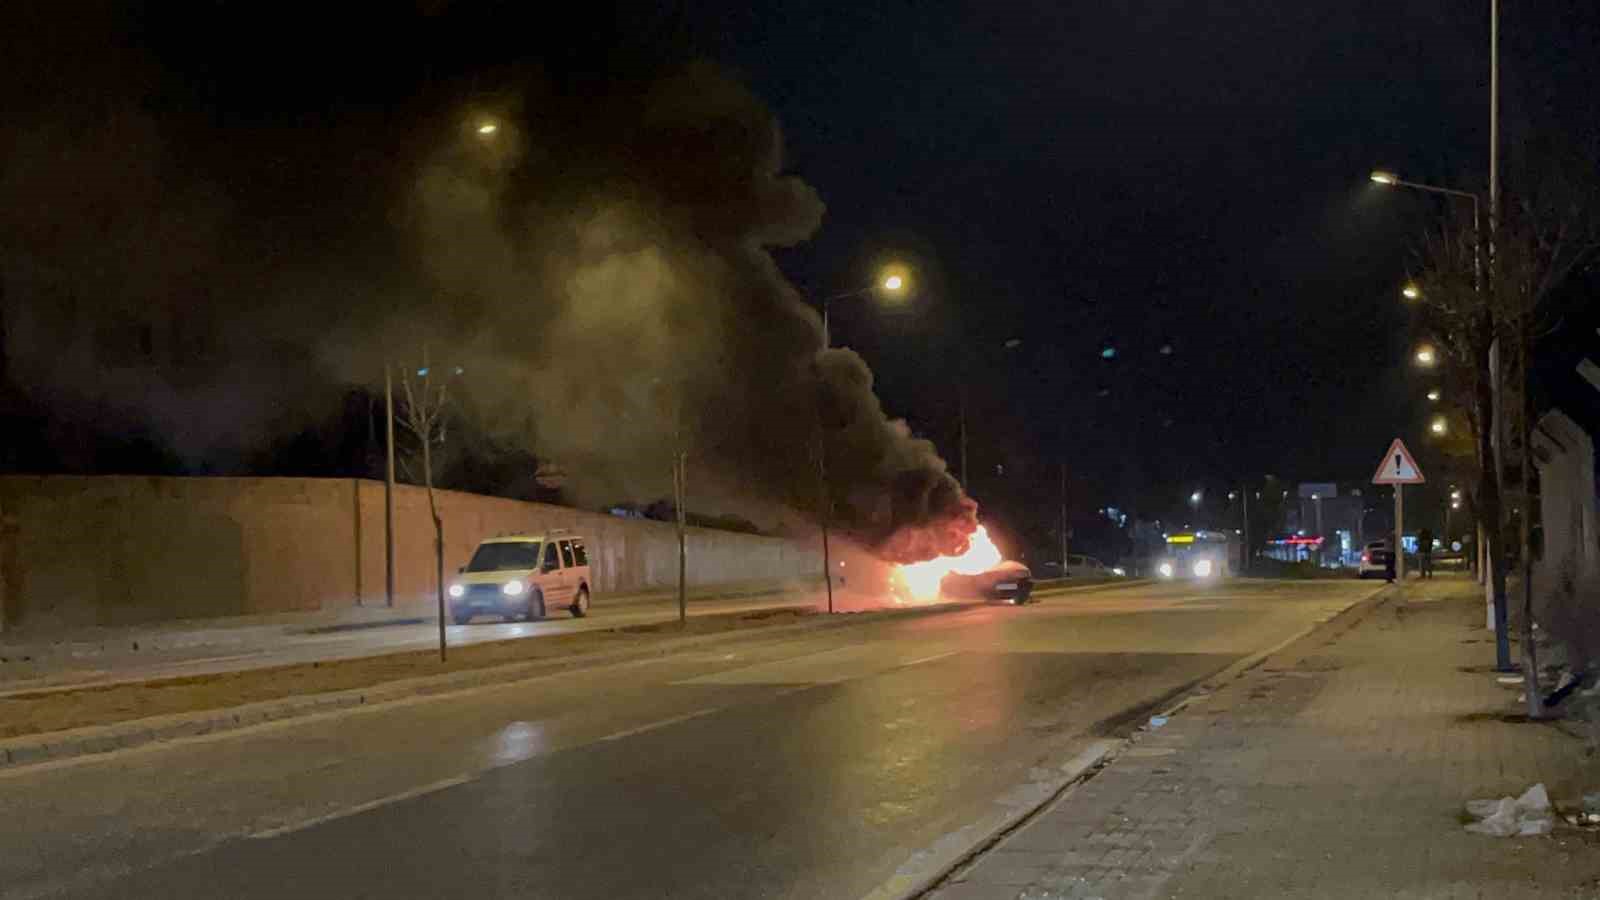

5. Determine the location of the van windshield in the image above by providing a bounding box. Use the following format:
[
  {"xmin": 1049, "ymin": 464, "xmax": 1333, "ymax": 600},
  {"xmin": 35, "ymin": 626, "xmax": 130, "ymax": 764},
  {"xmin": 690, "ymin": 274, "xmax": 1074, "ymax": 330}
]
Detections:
[{"xmin": 465, "ymin": 542, "xmax": 541, "ymax": 572}]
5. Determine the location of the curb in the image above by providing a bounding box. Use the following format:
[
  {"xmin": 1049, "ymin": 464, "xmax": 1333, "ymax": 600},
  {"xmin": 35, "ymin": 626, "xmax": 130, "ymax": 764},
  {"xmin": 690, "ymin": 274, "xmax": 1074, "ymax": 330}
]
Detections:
[
  {"xmin": 893, "ymin": 580, "xmax": 1393, "ymax": 900},
  {"xmin": 860, "ymin": 739, "xmax": 1120, "ymax": 900},
  {"xmin": 1033, "ymin": 578, "xmax": 1152, "ymax": 597},
  {"xmin": 0, "ymin": 596, "xmax": 986, "ymax": 771},
  {"xmin": 1185, "ymin": 580, "xmax": 1396, "ymax": 698}
]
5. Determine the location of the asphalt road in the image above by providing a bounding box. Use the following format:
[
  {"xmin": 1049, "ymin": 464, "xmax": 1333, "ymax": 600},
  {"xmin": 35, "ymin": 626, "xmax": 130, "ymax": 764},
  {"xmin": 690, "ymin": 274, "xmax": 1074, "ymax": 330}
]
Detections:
[{"xmin": 0, "ymin": 578, "xmax": 1377, "ymax": 900}]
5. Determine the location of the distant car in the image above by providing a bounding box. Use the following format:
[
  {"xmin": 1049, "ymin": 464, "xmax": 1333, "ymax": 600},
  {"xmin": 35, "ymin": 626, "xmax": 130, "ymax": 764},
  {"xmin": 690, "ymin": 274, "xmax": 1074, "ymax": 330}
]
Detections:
[
  {"xmin": 940, "ymin": 560, "xmax": 1035, "ymax": 604},
  {"xmin": 1358, "ymin": 541, "xmax": 1393, "ymax": 580},
  {"xmin": 447, "ymin": 531, "xmax": 593, "ymax": 624},
  {"xmin": 1063, "ymin": 554, "xmax": 1115, "ymax": 578}
]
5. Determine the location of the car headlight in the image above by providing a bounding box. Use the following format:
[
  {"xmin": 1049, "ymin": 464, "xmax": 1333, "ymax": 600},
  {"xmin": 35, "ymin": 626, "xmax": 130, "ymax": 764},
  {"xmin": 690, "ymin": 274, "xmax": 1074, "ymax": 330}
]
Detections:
[
  {"xmin": 1193, "ymin": 559, "xmax": 1214, "ymax": 578},
  {"xmin": 501, "ymin": 580, "xmax": 526, "ymax": 596},
  {"xmin": 1158, "ymin": 562, "xmax": 1174, "ymax": 578},
  {"xmin": 1112, "ymin": 567, "xmax": 1127, "ymax": 577},
  {"xmin": 448, "ymin": 584, "xmax": 466, "ymax": 599}
]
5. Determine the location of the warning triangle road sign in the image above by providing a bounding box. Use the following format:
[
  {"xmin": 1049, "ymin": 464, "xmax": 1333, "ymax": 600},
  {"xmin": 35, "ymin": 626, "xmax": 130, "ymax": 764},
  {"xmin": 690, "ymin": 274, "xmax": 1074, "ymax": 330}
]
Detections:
[{"xmin": 1372, "ymin": 438, "xmax": 1425, "ymax": 484}]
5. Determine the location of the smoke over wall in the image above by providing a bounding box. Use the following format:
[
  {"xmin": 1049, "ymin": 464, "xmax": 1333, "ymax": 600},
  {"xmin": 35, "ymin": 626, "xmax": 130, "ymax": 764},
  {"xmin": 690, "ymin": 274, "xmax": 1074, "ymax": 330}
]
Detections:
[
  {"xmin": 0, "ymin": 10, "xmax": 976, "ymax": 559},
  {"xmin": 380, "ymin": 64, "xmax": 976, "ymax": 555}
]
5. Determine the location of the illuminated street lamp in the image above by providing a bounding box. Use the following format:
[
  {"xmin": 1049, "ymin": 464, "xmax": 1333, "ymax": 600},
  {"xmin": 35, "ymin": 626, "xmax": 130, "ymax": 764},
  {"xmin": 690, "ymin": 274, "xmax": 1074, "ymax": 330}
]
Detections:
[
  {"xmin": 1414, "ymin": 345, "xmax": 1437, "ymax": 367},
  {"xmin": 476, "ymin": 120, "xmax": 499, "ymax": 136},
  {"xmin": 1402, "ymin": 282, "xmax": 1421, "ymax": 300},
  {"xmin": 821, "ymin": 265, "xmax": 910, "ymax": 347},
  {"xmin": 1189, "ymin": 490, "xmax": 1202, "ymax": 507},
  {"xmin": 1430, "ymin": 416, "xmax": 1448, "ymax": 435},
  {"xmin": 1426, "ymin": 388, "xmax": 1441, "ymax": 402},
  {"xmin": 1369, "ymin": 170, "xmax": 1483, "ymax": 293}
]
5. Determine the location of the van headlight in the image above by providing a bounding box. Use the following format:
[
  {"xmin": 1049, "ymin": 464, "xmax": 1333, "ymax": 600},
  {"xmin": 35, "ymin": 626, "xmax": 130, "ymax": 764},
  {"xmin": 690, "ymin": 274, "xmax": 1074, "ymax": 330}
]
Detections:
[
  {"xmin": 1158, "ymin": 562, "xmax": 1174, "ymax": 578},
  {"xmin": 448, "ymin": 584, "xmax": 466, "ymax": 599},
  {"xmin": 1112, "ymin": 567, "xmax": 1127, "ymax": 577},
  {"xmin": 501, "ymin": 580, "xmax": 527, "ymax": 596},
  {"xmin": 1193, "ymin": 559, "xmax": 1214, "ymax": 578}
]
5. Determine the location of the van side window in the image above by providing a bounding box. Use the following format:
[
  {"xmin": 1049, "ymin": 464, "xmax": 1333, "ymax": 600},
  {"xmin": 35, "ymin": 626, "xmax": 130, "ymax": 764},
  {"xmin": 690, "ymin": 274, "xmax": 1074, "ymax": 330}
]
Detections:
[
  {"xmin": 558, "ymin": 540, "xmax": 575, "ymax": 568},
  {"xmin": 542, "ymin": 543, "xmax": 561, "ymax": 571},
  {"xmin": 571, "ymin": 539, "xmax": 589, "ymax": 567}
]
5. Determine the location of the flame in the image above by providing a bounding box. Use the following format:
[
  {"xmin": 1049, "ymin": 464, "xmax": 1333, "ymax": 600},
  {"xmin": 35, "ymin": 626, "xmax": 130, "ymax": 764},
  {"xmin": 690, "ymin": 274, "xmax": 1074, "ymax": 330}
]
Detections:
[{"xmin": 894, "ymin": 525, "xmax": 1004, "ymax": 601}]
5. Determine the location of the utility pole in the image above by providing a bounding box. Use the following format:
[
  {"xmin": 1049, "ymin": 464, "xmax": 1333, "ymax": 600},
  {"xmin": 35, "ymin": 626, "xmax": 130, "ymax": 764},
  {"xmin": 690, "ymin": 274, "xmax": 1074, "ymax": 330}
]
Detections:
[
  {"xmin": 818, "ymin": 429, "xmax": 834, "ymax": 614},
  {"xmin": 1242, "ymin": 485, "xmax": 1251, "ymax": 574},
  {"xmin": 959, "ymin": 384, "xmax": 968, "ymax": 491},
  {"xmin": 384, "ymin": 362, "xmax": 397, "ymax": 609},
  {"xmin": 1058, "ymin": 462, "xmax": 1068, "ymax": 569},
  {"xmin": 673, "ymin": 423, "xmax": 688, "ymax": 628},
  {"xmin": 1487, "ymin": 0, "xmax": 1512, "ymax": 671}
]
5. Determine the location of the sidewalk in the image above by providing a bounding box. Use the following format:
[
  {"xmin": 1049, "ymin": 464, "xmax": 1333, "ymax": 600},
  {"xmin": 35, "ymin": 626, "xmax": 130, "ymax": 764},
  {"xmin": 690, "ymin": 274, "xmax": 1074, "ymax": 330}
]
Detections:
[{"xmin": 933, "ymin": 575, "xmax": 1600, "ymax": 899}]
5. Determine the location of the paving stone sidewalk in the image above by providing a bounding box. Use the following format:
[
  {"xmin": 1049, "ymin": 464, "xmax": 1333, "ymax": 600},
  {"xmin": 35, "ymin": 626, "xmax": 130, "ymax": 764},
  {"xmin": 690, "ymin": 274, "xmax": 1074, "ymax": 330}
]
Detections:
[{"xmin": 933, "ymin": 576, "xmax": 1600, "ymax": 899}]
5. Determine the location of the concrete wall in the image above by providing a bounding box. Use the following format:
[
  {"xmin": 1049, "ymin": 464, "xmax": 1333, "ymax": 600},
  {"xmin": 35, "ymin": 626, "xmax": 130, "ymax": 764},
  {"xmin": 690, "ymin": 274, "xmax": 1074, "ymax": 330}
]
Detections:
[
  {"xmin": 1532, "ymin": 411, "xmax": 1600, "ymax": 664},
  {"xmin": 0, "ymin": 476, "xmax": 820, "ymax": 630}
]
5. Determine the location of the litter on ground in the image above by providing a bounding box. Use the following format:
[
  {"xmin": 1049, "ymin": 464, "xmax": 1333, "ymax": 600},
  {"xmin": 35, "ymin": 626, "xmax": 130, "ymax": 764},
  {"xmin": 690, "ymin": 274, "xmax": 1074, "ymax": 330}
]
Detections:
[{"xmin": 1465, "ymin": 783, "xmax": 1554, "ymax": 837}]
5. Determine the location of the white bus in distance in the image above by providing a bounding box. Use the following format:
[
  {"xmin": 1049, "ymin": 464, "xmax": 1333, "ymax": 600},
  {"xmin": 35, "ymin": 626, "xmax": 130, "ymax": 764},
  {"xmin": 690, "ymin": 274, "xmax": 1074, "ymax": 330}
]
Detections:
[{"xmin": 1156, "ymin": 530, "xmax": 1236, "ymax": 580}]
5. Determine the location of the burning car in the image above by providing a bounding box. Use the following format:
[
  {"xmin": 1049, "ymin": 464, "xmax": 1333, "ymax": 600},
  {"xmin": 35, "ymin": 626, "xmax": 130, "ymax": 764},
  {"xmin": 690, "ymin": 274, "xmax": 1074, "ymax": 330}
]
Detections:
[
  {"xmin": 938, "ymin": 560, "xmax": 1035, "ymax": 604},
  {"xmin": 890, "ymin": 526, "xmax": 1033, "ymax": 604}
]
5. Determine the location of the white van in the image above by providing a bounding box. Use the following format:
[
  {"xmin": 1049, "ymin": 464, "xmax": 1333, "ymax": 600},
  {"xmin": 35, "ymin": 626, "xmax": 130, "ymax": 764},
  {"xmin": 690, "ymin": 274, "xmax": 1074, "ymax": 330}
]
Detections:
[{"xmin": 447, "ymin": 532, "xmax": 592, "ymax": 624}]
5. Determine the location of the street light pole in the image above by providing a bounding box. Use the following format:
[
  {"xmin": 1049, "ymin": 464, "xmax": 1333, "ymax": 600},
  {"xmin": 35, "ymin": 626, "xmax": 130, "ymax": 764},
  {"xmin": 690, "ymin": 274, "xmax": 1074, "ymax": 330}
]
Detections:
[
  {"xmin": 1242, "ymin": 486, "xmax": 1251, "ymax": 574},
  {"xmin": 959, "ymin": 384, "xmax": 968, "ymax": 490},
  {"xmin": 814, "ymin": 271, "xmax": 908, "ymax": 613},
  {"xmin": 1058, "ymin": 462, "xmax": 1068, "ymax": 571}
]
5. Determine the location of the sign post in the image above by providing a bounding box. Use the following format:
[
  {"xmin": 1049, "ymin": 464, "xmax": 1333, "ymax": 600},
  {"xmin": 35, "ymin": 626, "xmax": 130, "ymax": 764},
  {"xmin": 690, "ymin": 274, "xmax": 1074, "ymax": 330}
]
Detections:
[{"xmin": 1372, "ymin": 438, "xmax": 1426, "ymax": 583}]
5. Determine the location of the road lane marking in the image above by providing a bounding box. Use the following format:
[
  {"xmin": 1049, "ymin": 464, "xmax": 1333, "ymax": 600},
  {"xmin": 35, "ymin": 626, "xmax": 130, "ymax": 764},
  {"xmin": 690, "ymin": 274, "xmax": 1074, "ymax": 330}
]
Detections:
[
  {"xmin": 902, "ymin": 650, "xmax": 958, "ymax": 667},
  {"xmin": 247, "ymin": 774, "xmax": 473, "ymax": 840},
  {"xmin": 596, "ymin": 706, "xmax": 724, "ymax": 743}
]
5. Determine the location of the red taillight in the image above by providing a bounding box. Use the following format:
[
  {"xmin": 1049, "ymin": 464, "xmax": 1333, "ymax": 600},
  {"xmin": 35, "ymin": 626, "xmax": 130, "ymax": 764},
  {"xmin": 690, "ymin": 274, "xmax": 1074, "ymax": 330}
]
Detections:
[{"xmin": 1361, "ymin": 552, "xmax": 1370, "ymax": 563}]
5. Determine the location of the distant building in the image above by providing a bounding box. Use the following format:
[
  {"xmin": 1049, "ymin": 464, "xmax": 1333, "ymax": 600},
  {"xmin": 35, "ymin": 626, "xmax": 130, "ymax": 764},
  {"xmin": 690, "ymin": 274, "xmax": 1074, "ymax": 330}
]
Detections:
[{"xmin": 1280, "ymin": 482, "xmax": 1380, "ymax": 566}]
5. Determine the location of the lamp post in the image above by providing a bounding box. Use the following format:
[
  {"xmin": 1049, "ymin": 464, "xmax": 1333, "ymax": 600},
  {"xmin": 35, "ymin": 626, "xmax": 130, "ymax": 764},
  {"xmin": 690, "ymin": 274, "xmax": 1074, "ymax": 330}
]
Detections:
[
  {"xmin": 815, "ymin": 268, "xmax": 909, "ymax": 613},
  {"xmin": 820, "ymin": 271, "xmax": 907, "ymax": 348},
  {"xmin": 1370, "ymin": 172, "xmax": 1483, "ymax": 293}
]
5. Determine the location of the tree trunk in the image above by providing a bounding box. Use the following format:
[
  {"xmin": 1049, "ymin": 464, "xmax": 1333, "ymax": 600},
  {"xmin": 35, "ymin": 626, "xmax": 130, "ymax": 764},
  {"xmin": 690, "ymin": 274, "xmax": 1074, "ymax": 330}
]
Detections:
[
  {"xmin": 1519, "ymin": 332, "xmax": 1541, "ymax": 718},
  {"xmin": 424, "ymin": 433, "xmax": 446, "ymax": 663},
  {"xmin": 674, "ymin": 441, "xmax": 687, "ymax": 628}
]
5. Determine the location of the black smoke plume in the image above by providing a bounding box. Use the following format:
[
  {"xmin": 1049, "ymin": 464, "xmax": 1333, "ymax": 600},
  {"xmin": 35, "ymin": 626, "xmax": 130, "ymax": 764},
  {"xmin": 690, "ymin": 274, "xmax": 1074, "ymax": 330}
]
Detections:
[{"xmin": 0, "ymin": 7, "xmax": 976, "ymax": 558}]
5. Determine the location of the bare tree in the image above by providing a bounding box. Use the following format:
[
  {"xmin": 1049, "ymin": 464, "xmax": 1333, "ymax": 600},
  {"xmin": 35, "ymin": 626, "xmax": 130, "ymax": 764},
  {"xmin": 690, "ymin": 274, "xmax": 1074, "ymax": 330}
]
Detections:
[
  {"xmin": 396, "ymin": 346, "xmax": 458, "ymax": 662},
  {"xmin": 1416, "ymin": 136, "xmax": 1600, "ymax": 715},
  {"xmin": 1496, "ymin": 163, "xmax": 1600, "ymax": 716},
  {"xmin": 1414, "ymin": 212, "xmax": 1509, "ymax": 655}
]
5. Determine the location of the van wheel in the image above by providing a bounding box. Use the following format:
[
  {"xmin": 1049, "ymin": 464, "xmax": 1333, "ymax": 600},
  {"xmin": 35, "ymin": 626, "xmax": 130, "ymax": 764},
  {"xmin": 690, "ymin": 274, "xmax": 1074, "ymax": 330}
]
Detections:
[
  {"xmin": 524, "ymin": 591, "xmax": 546, "ymax": 622},
  {"xmin": 569, "ymin": 588, "xmax": 590, "ymax": 618}
]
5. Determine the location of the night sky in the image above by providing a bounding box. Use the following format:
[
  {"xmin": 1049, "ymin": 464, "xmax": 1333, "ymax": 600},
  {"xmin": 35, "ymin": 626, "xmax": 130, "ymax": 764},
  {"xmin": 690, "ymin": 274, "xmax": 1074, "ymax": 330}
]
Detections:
[
  {"xmin": 707, "ymin": 2, "xmax": 1597, "ymax": 501},
  {"xmin": 4, "ymin": 1, "xmax": 1598, "ymax": 546}
]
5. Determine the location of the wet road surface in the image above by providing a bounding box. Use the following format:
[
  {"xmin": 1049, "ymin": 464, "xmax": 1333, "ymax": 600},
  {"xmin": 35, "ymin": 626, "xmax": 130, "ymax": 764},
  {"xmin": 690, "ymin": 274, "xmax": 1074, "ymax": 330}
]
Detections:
[{"xmin": 0, "ymin": 578, "xmax": 1377, "ymax": 900}]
